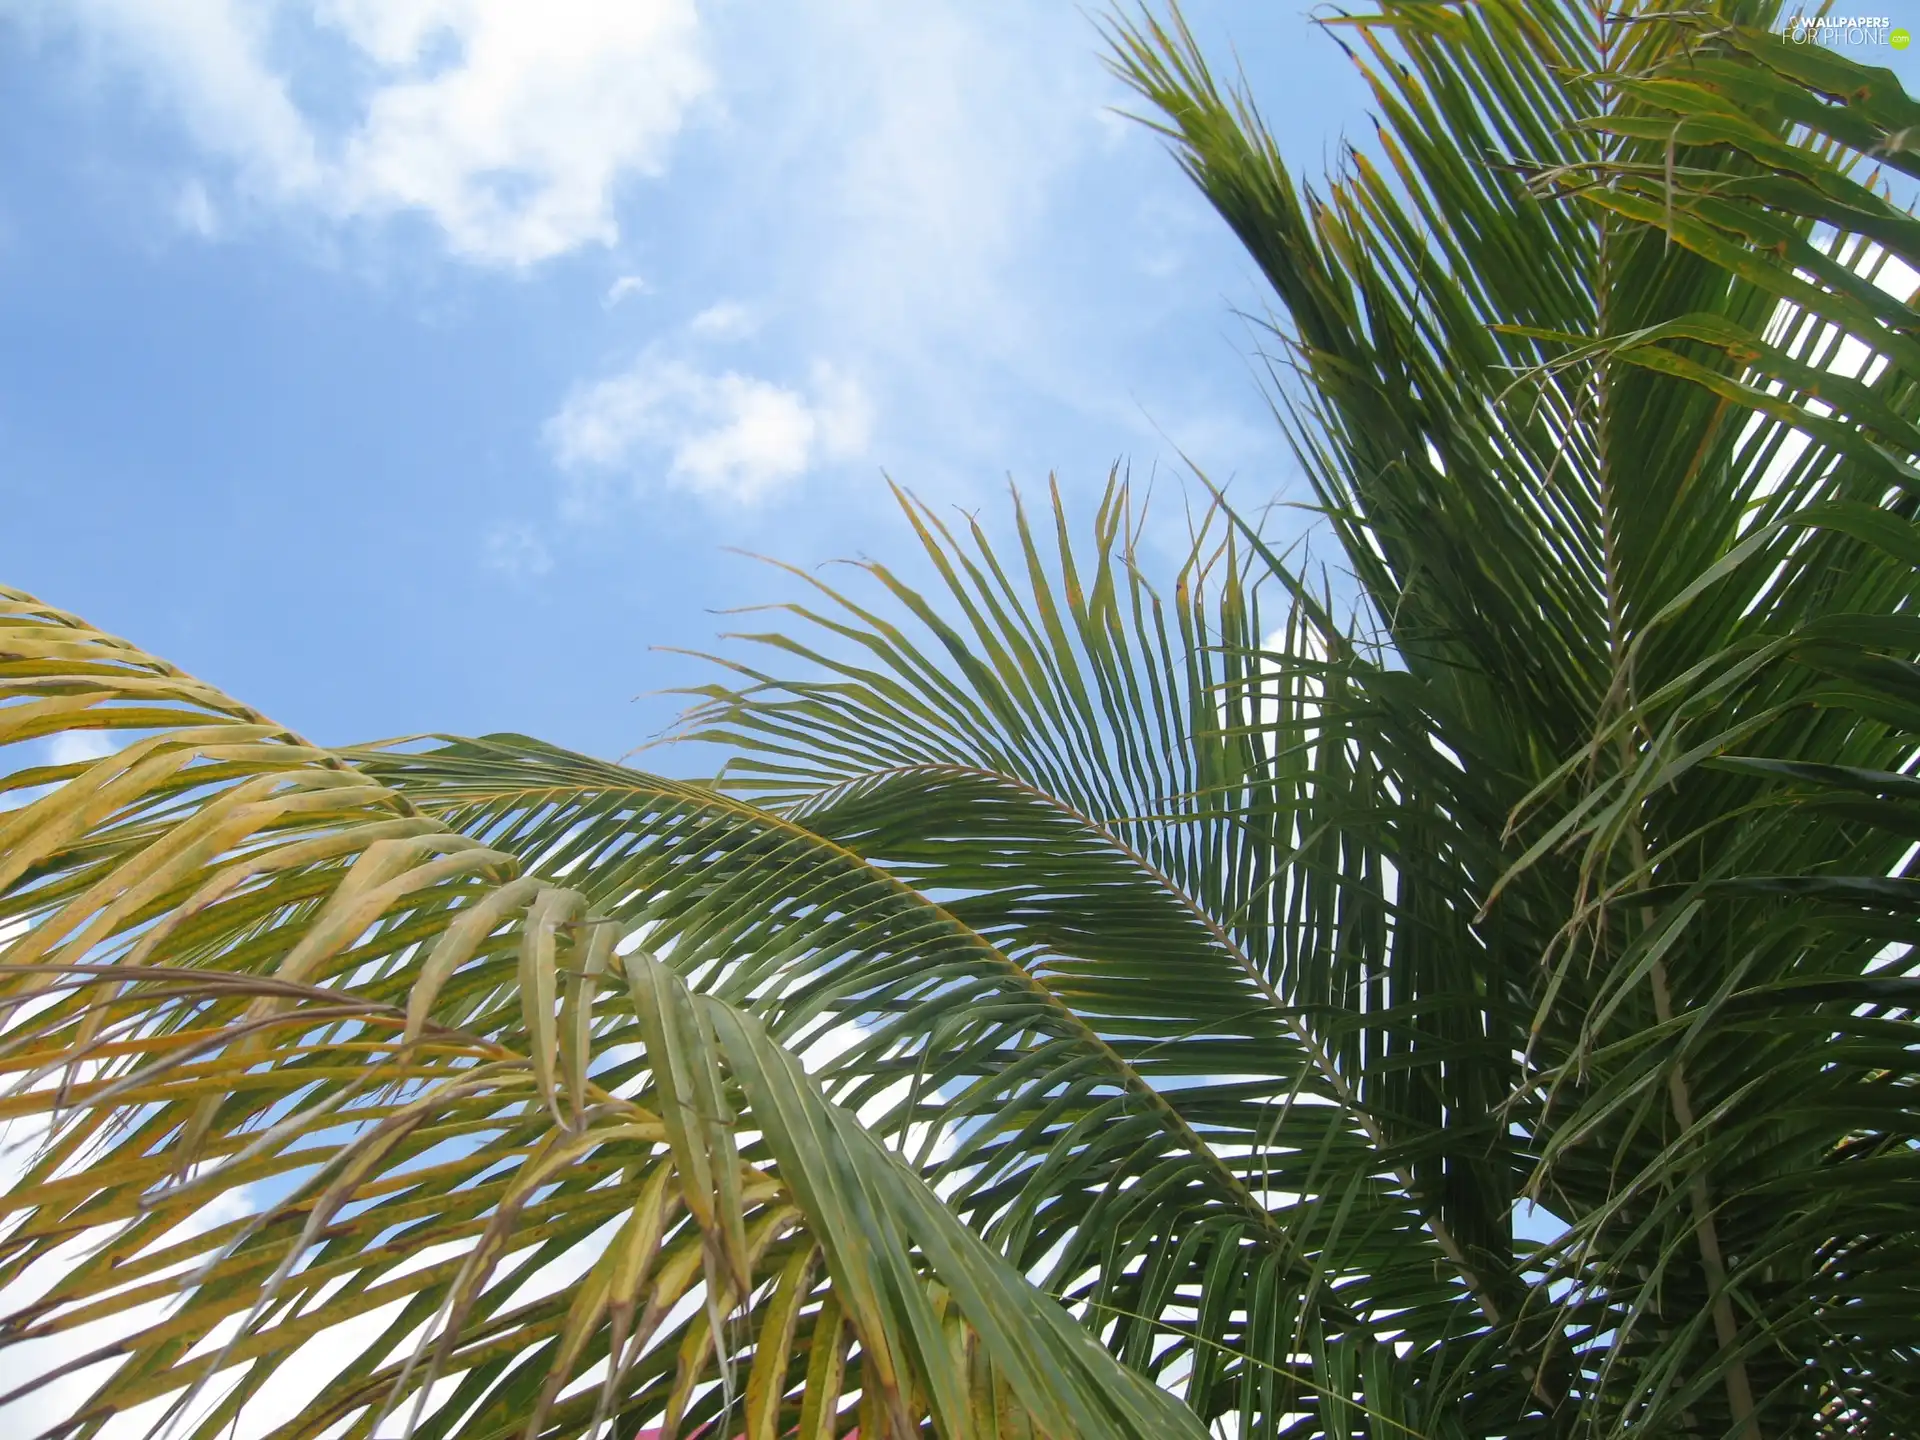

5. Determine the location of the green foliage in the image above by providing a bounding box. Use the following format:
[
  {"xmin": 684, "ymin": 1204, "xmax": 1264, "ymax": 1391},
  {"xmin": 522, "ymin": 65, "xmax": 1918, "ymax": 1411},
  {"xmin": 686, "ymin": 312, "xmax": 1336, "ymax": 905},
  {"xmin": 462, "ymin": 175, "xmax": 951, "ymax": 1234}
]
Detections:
[{"xmin": 3, "ymin": 2, "xmax": 1918, "ymax": 1436}]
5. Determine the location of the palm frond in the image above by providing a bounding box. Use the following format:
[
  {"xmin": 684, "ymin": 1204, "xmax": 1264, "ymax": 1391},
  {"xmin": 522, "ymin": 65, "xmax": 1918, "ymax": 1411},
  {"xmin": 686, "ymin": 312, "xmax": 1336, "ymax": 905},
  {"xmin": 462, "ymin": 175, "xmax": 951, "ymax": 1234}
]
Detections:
[
  {"xmin": 0, "ymin": 588, "xmax": 1202, "ymax": 1440},
  {"xmin": 1111, "ymin": 0, "xmax": 1920, "ymax": 1432}
]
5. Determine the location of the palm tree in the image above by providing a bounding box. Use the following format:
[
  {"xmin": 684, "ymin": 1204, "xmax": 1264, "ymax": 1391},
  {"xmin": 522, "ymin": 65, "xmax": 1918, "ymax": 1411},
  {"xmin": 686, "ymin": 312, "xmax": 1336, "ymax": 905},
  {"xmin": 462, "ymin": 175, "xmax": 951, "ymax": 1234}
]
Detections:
[{"xmin": 4, "ymin": 0, "xmax": 1918, "ymax": 1435}]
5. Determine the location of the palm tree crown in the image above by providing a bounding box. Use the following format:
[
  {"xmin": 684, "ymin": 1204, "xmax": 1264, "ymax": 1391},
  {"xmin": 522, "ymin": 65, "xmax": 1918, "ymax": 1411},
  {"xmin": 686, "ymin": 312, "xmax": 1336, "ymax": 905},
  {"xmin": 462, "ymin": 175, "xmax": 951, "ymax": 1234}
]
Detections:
[{"xmin": 4, "ymin": 2, "xmax": 1918, "ymax": 1436}]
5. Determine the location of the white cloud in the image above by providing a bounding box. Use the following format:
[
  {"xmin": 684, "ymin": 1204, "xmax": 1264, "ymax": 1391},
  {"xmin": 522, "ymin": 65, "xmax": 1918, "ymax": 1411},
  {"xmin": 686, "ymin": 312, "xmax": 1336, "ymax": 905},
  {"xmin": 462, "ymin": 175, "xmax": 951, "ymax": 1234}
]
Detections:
[
  {"xmin": 603, "ymin": 273, "xmax": 649, "ymax": 307},
  {"xmin": 45, "ymin": 731, "xmax": 120, "ymax": 768},
  {"xmin": 686, "ymin": 300, "xmax": 756, "ymax": 340},
  {"xmin": 13, "ymin": 0, "xmax": 324, "ymax": 190},
  {"xmin": 7, "ymin": 0, "xmax": 711, "ymax": 266},
  {"xmin": 172, "ymin": 177, "xmax": 219, "ymax": 238},
  {"xmin": 548, "ymin": 355, "xmax": 872, "ymax": 506},
  {"xmin": 764, "ymin": 3, "xmax": 1100, "ymax": 375},
  {"xmin": 483, "ymin": 522, "xmax": 552, "ymax": 581},
  {"xmin": 321, "ymin": 1, "xmax": 709, "ymax": 264}
]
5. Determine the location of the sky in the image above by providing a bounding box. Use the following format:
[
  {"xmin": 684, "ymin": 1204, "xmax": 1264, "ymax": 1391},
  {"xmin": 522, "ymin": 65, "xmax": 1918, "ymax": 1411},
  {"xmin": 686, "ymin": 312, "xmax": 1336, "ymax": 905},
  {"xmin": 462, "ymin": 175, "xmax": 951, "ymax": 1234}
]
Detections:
[{"xmin": 0, "ymin": 1, "xmax": 1382, "ymax": 768}]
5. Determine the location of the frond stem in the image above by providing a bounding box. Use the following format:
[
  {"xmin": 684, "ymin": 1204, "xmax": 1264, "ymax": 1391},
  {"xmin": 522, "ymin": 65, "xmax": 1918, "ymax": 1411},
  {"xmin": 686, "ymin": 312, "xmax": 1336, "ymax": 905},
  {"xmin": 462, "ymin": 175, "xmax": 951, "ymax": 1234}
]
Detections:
[
  {"xmin": 388, "ymin": 763, "xmax": 1321, "ymax": 1297},
  {"xmin": 806, "ymin": 760, "xmax": 1516, "ymax": 1334}
]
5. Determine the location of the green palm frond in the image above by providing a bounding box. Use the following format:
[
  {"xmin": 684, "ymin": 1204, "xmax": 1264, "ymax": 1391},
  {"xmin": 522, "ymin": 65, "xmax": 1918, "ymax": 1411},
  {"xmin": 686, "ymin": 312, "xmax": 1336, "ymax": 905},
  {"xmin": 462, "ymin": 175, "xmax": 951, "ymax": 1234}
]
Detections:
[
  {"xmin": 348, "ymin": 480, "xmax": 1470, "ymax": 1428},
  {"xmin": 1109, "ymin": 0, "xmax": 1920, "ymax": 1432}
]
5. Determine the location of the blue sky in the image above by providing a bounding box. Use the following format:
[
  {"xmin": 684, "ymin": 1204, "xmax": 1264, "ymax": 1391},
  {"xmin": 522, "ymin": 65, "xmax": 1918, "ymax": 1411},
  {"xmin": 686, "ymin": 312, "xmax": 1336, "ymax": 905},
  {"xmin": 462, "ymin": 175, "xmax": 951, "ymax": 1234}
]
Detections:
[{"xmin": 3, "ymin": 2, "xmax": 1367, "ymax": 764}]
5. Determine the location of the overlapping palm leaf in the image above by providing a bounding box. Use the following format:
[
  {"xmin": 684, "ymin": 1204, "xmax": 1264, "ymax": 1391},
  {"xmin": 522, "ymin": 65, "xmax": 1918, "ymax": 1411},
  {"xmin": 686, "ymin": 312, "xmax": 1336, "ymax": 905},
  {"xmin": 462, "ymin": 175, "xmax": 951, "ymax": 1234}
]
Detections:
[
  {"xmin": 350, "ymin": 482, "xmax": 1480, "ymax": 1435},
  {"xmin": 0, "ymin": 588, "xmax": 1203, "ymax": 1440}
]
